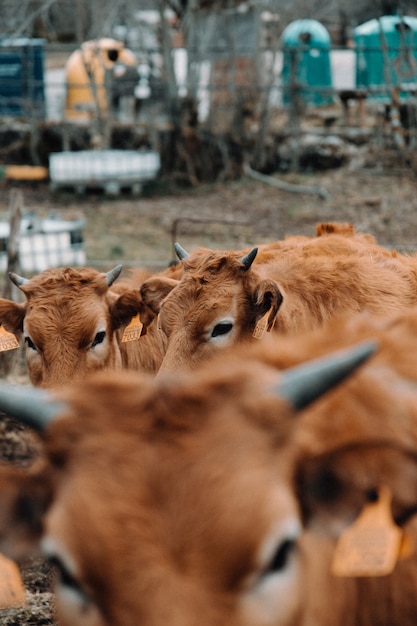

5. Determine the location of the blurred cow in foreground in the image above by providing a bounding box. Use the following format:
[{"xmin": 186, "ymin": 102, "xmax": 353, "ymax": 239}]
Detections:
[
  {"xmin": 0, "ymin": 263, "xmax": 182, "ymax": 387},
  {"xmin": 139, "ymin": 222, "xmax": 417, "ymax": 372},
  {"xmin": 1, "ymin": 303, "xmax": 417, "ymax": 624}
]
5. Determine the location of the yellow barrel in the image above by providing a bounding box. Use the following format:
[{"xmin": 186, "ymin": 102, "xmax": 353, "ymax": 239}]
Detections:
[{"xmin": 65, "ymin": 38, "xmax": 137, "ymax": 121}]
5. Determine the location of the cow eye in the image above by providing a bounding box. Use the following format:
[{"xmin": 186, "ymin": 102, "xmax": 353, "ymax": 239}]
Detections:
[
  {"xmin": 24, "ymin": 336, "xmax": 37, "ymax": 351},
  {"xmin": 91, "ymin": 331, "xmax": 106, "ymax": 348},
  {"xmin": 48, "ymin": 555, "xmax": 79, "ymax": 590},
  {"xmin": 48, "ymin": 553, "xmax": 98, "ymax": 611},
  {"xmin": 211, "ymin": 321, "xmax": 233, "ymax": 338},
  {"xmin": 262, "ymin": 538, "xmax": 296, "ymax": 576}
]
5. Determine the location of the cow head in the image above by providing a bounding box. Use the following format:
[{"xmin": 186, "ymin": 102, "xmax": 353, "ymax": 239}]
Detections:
[
  {"xmin": 140, "ymin": 244, "xmax": 284, "ymax": 372},
  {"xmin": 0, "ymin": 266, "xmax": 146, "ymax": 388},
  {"xmin": 0, "ymin": 342, "xmax": 376, "ymax": 626}
]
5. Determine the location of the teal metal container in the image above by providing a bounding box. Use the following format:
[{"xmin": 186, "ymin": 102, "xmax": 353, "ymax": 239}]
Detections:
[
  {"xmin": 354, "ymin": 15, "xmax": 417, "ymax": 100},
  {"xmin": 281, "ymin": 19, "xmax": 333, "ymax": 107}
]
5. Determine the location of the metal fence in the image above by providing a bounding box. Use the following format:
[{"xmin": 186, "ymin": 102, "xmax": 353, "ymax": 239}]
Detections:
[
  {"xmin": 0, "ymin": 43, "xmax": 415, "ymax": 128},
  {"xmin": 0, "ymin": 36, "xmax": 417, "ymax": 184}
]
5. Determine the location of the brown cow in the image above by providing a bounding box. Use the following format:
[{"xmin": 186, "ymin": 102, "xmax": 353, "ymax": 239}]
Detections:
[
  {"xmin": 0, "ymin": 341, "xmax": 382, "ymax": 626},
  {"xmin": 2, "ymin": 311, "xmax": 417, "ymax": 625},
  {"xmin": 258, "ymin": 221, "xmax": 407, "ymax": 261},
  {"xmin": 139, "ymin": 225, "xmax": 417, "ymax": 372},
  {"xmin": 0, "ymin": 263, "xmax": 182, "ymax": 388}
]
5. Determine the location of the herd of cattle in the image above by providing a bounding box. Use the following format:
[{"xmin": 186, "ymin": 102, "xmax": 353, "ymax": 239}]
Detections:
[{"xmin": 1, "ymin": 221, "xmax": 417, "ymax": 624}]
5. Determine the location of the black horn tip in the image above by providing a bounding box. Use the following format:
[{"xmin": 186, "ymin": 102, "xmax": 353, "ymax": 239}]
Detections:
[
  {"xmin": 106, "ymin": 265, "xmax": 123, "ymax": 286},
  {"xmin": 240, "ymin": 247, "xmax": 258, "ymax": 271},
  {"xmin": 174, "ymin": 242, "xmax": 190, "ymax": 261},
  {"xmin": 9, "ymin": 272, "xmax": 29, "ymax": 288},
  {"xmin": 0, "ymin": 382, "xmax": 65, "ymax": 431},
  {"xmin": 275, "ymin": 340, "xmax": 378, "ymax": 411}
]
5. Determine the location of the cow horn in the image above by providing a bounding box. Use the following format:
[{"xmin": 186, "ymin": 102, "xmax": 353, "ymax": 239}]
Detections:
[
  {"xmin": 9, "ymin": 272, "xmax": 29, "ymax": 288},
  {"xmin": 274, "ymin": 341, "xmax": 378, "ymax": 411},
  {"xmin": 174, "ymin": 242, "xmax": 189, "ymax": 261},
  {"xmin": 105, "ymin": 265, "xmax": 123, "ymax": 286},
  {"xmin": 240, "ymin": 247, "xmax": 258, "ymax": 271},
  {"xmin": 0, "ymin": 382, "xmax": 65, "ymax": 431}
]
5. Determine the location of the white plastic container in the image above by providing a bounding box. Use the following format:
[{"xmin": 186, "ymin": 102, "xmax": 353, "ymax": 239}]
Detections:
[
  {"xmin": 0, "ymin": 215, "xmax": 86, "ymax": 272},
  {"xmin": 49, "ymin": 149, "xmax": 161, "ymax": 194}
]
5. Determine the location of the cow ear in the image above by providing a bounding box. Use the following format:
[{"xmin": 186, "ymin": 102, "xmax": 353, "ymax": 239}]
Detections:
[
  {"xmin": 0, "ymin": 299, "xmax": 26, "ymax": 336},
  {"xmin": 134, "ymin": 277, "xmax": 179, "ymax": 334},
  {"xmin": 295, "ymin": 442, "xmax": 417, "ymax": 537},
  {"xmin": 140, "ymin": 277, "xmax": 179, "ymax": 315},
  {"xmin": 0, "ymin": 462, "xmax": 52, "ymax": 564},
  {"xmin": 109, "ymin": 290, "xmax": 145, "ymax": 330},
  {"xmin": 253, "ymin": 280, "xmax": 283, "ymax": 331}
]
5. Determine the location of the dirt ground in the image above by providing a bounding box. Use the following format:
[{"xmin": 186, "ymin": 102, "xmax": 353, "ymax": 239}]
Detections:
[
  {"xmin": 0, "ymin": 159, "xmax": 417, "ymax": 624},
  {"xmin": 1, "ymin": 155, "xmax": 417, "ymax": 275}
]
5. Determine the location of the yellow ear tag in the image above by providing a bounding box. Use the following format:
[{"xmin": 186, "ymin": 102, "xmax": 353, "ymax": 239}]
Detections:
[
  {"xmin": 332, "ymin": 485, "xmax": 404, "ymax": 577},
  {"xmin": 121, "ymin": 314, "xmax": 143, "ymax": 343},
  {"xmin": 0, "ymin": 325, "xmax": 19, "ymax": 352},
  {"xmin": 0, "ymin": 552, "xmax": 26, "ymax": 608},
  {"xmin": 398, "ymin": 531, "xmax": 414, "ymax": 560},
  {"xmin": 252, "ymin": 311, "xmax": 269, "ymax": 339}
]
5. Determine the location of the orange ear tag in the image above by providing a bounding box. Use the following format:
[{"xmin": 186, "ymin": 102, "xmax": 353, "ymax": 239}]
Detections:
[
  {"xmin": 0, "ymin": 552, "xmax": 26, "ymax": 608},
  {"xmin": 332, "ymin": 485, "xmax": 405, "ymax": 577},
  {"xmin": 0, "ymin": 325, "xmax": 19, "ymax": 352},
  {"xmin": 121, "ymin": 314, "xmax": 143, "ymax": 343},
  {"xmin": 252, "ymin": 311, "xmax": 269, "ymax": 339}
]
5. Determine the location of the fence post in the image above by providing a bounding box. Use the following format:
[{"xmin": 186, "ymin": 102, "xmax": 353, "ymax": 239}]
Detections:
[
  {"xmin": 3, "ymin": 189, "xmax": 23, "ymax": 301},
  {"xmin": 0, "ymin": 189, "xmax": 23, "ymax": 379}
]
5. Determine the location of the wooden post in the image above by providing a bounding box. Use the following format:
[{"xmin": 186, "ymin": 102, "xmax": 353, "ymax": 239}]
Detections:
[
  {"xmin": 0, "ymin": 189, "xmax": 24, "ymax": 379},
  {"xmin": 3, "ymin": 189, "xmax": 23, "ymax": 300},
  {"xmin": 288, "ymin": 48, "xmax": 304, "ymax": 172},
  {"xmin": 377, "ymin": 17, "xmax": 405, "ymax": 148}
]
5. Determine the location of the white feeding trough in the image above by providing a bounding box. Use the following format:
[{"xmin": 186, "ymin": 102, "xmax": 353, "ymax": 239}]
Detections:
[
  {"xmin": 49, "ymin": 149, "xmax": 161, "ymax": 195},
  {"xmin": 0, "ymin": 214, "xmax": 86, "ymax": 273}
]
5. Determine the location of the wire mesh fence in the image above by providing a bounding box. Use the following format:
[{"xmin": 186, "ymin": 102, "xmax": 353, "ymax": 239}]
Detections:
[{"xmin": 0, "ymin": 28, "xmax": 416, "ymax": 185}]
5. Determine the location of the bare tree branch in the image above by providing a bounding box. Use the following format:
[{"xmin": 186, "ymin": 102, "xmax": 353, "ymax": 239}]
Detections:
[{"xmin": 8, "ymin": 0, "xmax": 58, "ymax": 38}]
